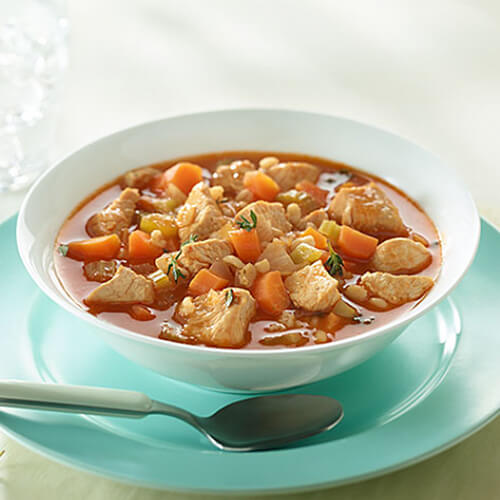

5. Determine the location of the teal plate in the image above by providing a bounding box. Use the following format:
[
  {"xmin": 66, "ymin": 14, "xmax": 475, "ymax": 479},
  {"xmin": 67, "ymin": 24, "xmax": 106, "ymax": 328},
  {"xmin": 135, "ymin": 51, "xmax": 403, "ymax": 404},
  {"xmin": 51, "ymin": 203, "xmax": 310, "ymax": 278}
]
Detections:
[{"xmin": 0, "ymin": 215, "xmax": 499, "ymax": 494}]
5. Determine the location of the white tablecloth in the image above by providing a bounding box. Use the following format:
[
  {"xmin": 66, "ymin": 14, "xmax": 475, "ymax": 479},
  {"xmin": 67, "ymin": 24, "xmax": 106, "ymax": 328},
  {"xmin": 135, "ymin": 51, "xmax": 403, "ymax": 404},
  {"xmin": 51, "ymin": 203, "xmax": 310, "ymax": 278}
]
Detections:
[{"xmin": 1, "ymin": 1, "xmax": 498, "ymax": 499}]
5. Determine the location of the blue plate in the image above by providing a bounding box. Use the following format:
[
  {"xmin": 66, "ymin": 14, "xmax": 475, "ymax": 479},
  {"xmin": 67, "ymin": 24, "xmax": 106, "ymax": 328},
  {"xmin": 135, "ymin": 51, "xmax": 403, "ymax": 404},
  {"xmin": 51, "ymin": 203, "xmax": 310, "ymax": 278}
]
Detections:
[{"xmin": 1, "ymin": 215, "xmax": 499, "ymax": 494}]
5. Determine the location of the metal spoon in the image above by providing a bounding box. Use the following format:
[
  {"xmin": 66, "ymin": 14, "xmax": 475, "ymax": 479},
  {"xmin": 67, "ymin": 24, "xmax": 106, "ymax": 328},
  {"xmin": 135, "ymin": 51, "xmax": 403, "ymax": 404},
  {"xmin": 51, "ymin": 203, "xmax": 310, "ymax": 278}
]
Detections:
[{"xmin": 0, "ymin": 381, "xmax": 343, "ymax": 451}]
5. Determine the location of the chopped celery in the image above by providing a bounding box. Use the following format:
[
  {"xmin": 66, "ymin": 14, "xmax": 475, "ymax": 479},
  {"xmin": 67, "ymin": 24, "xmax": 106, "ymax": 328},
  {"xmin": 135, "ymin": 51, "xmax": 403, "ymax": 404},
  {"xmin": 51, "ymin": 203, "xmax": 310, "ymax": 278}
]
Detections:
[
  {"xmin": 276, "ymin": 189, "xmax": 318, "ymax": 214},
  {"xmin": 140, "ymin": 213, "xmax": 178, "ymax": 238},
  {"xmin": 290, "ymin": 243, "xmax": 324, "ymax": 265},
  {"xmin": 319, "ymin": 220, "xmax": 341, "ymax": 243},
  {"xmin": 148, "ymin": 269, "xmax": 172, "ymax": 289},
  {"xmin": 153, "ymin": 198, "xmax": 179, "ymax": 213}
]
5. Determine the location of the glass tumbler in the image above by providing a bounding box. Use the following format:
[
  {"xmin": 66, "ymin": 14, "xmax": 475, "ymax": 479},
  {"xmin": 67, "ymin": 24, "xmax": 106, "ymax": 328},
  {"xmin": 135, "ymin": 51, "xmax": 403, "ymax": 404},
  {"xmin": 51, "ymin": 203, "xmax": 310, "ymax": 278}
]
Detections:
[{"xmin": 0, "ymin": 0, "xmax": 68, "ymax": 191}]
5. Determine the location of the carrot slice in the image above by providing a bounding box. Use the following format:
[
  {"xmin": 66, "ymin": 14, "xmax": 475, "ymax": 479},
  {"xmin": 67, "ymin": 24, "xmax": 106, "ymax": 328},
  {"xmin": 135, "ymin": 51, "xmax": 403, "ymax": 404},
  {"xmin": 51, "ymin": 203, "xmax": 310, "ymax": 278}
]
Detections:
[
  {"xmin": 128, "ymin": 230, "xmax": 164, "ymax": 260},
  {"xmin": 188, "ymin": 269, "xmax": 229, "ymax": 296},
  {"xmin": 243, "ymin": 171, "xmax": 280, "ymax": 202},
  {"xmin": 65, "ymin": 234, "xmax": 121, "ymax": 261},
  {"xmin": 296, "ymin": 180, "xmax": 329, "ymax": 205},
  {"xmin": 252, "ymin": 271, "xmax": 289, "ymax": 316},
  {"xmin": 302, "ymin": 227, "xmax": 328, "ymax": 250},
  {"xmin": 229, "ymin": 228, "xmax": 262, "ymax": 263},
  {"xmin": 163, "ymin": 162, "xmax": 203, "ymax": 195},
  {"xmin": 337, "ymin": 225, "xmax": 378, "ymax": 260}
]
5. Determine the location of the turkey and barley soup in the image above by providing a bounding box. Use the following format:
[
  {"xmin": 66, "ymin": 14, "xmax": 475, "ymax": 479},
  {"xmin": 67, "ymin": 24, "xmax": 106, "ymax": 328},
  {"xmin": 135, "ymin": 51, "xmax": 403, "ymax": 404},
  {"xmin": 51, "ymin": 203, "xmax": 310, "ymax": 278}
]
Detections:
[{"xmin": 55, "ymin": 152, "xmax": 441, "ymax": 349}]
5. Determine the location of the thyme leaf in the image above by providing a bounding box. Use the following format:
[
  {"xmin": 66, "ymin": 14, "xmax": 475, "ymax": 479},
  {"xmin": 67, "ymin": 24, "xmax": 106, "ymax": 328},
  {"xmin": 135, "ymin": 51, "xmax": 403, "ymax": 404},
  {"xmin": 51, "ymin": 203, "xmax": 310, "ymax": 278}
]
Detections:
[
  {"xmin": 236, "ymin": 210, "xmax": 257, "ymax": 232},
  {"xmin": 181, "ymin": 234, "xmax": 199, "ymax": 247},
  {"xmin": 325, "ymin": 241, "xmax": 344, "ymax": 277},
  {"xmin": 58, "ymin": 244, "xmax": 69, "ymax": 257},
  {"xmin": 166, "ymin": 255, "xmax": 186, "ymax": 283}
]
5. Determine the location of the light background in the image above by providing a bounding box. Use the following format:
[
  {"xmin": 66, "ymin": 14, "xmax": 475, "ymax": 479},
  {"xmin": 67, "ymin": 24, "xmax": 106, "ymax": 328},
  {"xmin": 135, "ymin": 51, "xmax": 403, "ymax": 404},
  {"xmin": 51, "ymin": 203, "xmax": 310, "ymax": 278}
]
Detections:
[{"xmin": 0, "ymin": 1, "xmax": 498, "ymax": 499}]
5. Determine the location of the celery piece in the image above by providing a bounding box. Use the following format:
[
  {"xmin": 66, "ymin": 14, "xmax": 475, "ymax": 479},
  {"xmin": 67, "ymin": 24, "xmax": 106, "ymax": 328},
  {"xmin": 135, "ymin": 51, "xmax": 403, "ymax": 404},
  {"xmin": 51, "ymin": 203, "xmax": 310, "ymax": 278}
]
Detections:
[
  {"xmin": 319, "ymin": 220, "xmax": 341, "ymax": 243},
  {"xmin": 154, "ymin": 198, "xmax": 179, "ymax": 213},
  {"xmin": 148, "ymin": 269, "xmax": 172, "ymax": 289},
  {"xmin": 140, "ymin": 213, "xmax": 178, "ymax": 238},
  {"xmin": 276, "ymin": 189, "xmax": 318, "ymax": 214},
  {"xmin": 290, "ymin": 243, "xmax": 324, "ymax": 265}
]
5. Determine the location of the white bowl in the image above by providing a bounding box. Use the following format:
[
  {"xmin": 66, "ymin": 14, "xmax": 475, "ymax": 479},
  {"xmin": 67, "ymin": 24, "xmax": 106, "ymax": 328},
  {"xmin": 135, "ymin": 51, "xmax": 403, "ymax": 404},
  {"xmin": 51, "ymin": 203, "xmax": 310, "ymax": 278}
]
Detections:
[{"xmin": 17, "ymin": 109, "xmax": 480, "ymax": 393}]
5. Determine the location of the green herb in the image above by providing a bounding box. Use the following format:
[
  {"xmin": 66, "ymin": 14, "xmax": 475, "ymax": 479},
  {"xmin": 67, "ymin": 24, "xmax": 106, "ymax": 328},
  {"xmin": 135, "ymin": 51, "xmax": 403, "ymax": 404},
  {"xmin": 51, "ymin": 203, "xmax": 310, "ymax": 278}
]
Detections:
[
  {"xmin": 225, "ymin": 288, "xmax": 235, "ymax": 307},
  {"xmin": 325, "ymin": 242, "xmax": 343, "ymax": 277},
  {"xmin": 166, "ymin": 235, "xmax": 198, "ymax": 283},
  {"xmin": 236, "ymin": 210, "xmax": 257, "ymax": 232},
  {"xmin": 181, "ymin": 234, "xmax": 199, "ymax": 247},
  {"xmin": 166, "ymin": 254, "xmax": 186, "ymax": 283},
  {"xmin": 58, "ymin": 244, "xmax": 69, "ymax": 257},
  {"xmin": 0, "ymin": 450, "xmax": 4, "ymax": 458},
  {"xmin": 166, "ymin": 246, "xmax": 187, "ymax": 283}
]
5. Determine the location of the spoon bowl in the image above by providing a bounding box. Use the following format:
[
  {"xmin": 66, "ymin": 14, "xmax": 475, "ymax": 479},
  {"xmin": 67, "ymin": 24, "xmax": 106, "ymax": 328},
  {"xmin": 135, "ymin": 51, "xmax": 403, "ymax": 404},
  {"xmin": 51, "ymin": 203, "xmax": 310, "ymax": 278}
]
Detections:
[{"xmin": 196, "ymin": 394, "xmax": 343, "ymax": 451}]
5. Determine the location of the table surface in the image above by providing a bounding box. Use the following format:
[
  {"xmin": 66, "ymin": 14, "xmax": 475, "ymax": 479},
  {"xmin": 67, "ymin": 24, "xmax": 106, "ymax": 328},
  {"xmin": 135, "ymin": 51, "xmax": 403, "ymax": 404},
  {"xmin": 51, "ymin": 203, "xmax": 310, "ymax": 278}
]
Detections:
[{"xmin": 0, "ymin": 1, "xmax": 498, "ymax": 499}]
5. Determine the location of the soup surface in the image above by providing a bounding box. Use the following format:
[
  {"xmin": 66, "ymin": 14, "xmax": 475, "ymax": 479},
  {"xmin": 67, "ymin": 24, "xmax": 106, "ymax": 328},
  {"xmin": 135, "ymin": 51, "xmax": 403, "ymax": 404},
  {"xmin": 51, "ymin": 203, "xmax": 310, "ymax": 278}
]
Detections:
[{"xmin": 55, "ymin": 151, "xmax": 441, "ymax": 349}]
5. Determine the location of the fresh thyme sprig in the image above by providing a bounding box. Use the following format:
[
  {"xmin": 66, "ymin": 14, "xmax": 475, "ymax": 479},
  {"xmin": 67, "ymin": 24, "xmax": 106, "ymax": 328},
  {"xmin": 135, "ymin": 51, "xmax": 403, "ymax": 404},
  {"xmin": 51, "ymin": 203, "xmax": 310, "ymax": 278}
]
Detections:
[
  {"xmin": 166, "ymin": 234, "xmax": 198, "ymax": 283},
  {"xmin": 166, "ymin": 252, "xmax": 186, "ymax": 283},
  {"xmin": 236, "ymin": 210, "xmax": 257, "ymax": 232},
  {"xmin": 181, "ymin": 233, "xmax": 199, "ymax": 247},
  {"xmin": 325, "ymin": 241, "xmax": 344, "ymax": 277},
  {"xmin": 58, "ymin": 244, "xmax": 69, "ymax": 256}
]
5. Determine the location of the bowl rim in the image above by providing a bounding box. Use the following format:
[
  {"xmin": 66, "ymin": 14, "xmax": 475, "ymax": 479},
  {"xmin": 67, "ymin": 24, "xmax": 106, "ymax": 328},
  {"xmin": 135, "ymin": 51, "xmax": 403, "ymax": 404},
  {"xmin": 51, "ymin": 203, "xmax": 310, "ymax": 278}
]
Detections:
[{"xmin": 17, "ymin": 107, "xmax": 481, "ymax": 357}]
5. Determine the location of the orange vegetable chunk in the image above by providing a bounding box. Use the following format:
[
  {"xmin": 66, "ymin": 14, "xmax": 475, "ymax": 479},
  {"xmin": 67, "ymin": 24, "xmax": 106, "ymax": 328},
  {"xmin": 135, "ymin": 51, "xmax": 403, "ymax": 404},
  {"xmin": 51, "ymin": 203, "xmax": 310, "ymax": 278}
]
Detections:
[
  {"xmin": 243, "ymin": 171, "xmax": 280, "ymax": 202},
  {"xmin": 128, "ymin": 230, "xmax": 164, "ymax": 260},
  {"xmin": 130, "ymin": 304, "xmax": 156, "ymax": 321},
  {"xmin": 188, "ymin": 269, "xmax": 229, "ymax": 296},
  {"xmin": 229, "ymin": 228, "xmax": 262, "ymax": 263},
  {"xmin": 337, "ymin": 225, "xmax": 378, "ymax": 260},
  {"xmin": 302, "ymin": 227, "xmax": 328, "ymax": 250},
  {"xmin": 252, "ymin": 271, "xmax": 290, "ymax": 316},
  {"xmin": 66, "ymin": 234, "xmax": 121, "ymax": 261},
  {"xmin": 163, "ymin": 162, "xmax": 203, "ymax": 195}
]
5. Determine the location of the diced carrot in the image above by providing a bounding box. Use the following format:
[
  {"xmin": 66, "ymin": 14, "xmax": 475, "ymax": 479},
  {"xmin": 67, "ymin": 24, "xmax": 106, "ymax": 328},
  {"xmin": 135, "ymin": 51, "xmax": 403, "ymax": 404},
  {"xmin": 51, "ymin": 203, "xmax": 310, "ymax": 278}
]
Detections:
[
  {"xmin": 229, "ymin": 228, "xmax": 262, "ymax": 263},
  {"xmin": 252, "ymin": 271, "xmax": 289, "ymax": 316},
  {"xmin": 163, "ymin": 162, "xmax": 203, "ymax": 195},
  {"xmin": 130, "ymin": 304, "xmax": 156, "ymax": 321},
  {"xmin": 337, "ymin": 225, "xmax": 378, "ymax": 260},
  {"xmin": 243, "ymin": 171, "xmax": 280, "ymax": 202},
  {"xmin": 296, "ymin": 180, "xmax": 329, "ymax": 205},
  {"xmin": 128, "ymin": 230, "xmax": 164, "ymax": 260},
  {"xmin": 302, "ymin": 227, "xmax": 328, "ymax": 250},
  {"xmin": 188, "ymin": 269, "xmax": 229, "ymax": 296},
  {"xmin": 66, "ymin": 234, "xmax": 121, "ymax": 261}
]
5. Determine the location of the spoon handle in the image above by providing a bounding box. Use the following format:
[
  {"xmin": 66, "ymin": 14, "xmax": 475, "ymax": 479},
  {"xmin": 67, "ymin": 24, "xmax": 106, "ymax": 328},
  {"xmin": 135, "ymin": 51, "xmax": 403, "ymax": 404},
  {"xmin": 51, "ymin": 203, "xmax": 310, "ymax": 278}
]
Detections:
[{"xmin": 0, "ymin": 380, "xmax": 153, "ymax": 418}]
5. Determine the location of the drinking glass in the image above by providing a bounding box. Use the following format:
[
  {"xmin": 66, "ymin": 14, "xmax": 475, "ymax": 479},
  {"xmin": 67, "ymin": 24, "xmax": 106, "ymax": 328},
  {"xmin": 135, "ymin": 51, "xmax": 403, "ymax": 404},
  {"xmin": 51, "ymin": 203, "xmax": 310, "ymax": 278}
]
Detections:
[{"xmin": 0, "ymin": 0, "xmax": 68, "ymax": 191}]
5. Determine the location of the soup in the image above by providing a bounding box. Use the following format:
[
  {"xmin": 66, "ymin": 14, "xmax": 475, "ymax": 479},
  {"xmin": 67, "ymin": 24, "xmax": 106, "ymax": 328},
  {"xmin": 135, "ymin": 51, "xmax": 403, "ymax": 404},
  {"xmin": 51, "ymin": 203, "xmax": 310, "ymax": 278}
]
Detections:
[{"xmin": 54, "ymin": 151, "xmax": 441, "ymax": 349}]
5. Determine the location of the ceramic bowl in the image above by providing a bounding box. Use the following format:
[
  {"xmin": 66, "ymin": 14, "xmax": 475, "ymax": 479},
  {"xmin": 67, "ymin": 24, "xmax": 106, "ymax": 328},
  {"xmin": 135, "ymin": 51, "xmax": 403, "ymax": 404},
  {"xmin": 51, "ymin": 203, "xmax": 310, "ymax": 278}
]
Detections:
[{"xmin": 17, "ymin": 109, "xmax": 480, "ymax": 392}]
